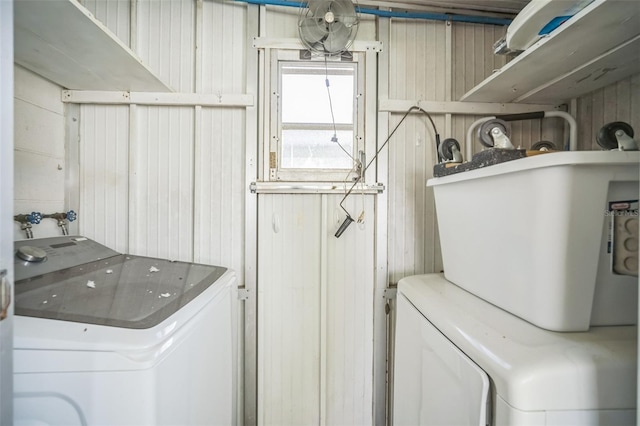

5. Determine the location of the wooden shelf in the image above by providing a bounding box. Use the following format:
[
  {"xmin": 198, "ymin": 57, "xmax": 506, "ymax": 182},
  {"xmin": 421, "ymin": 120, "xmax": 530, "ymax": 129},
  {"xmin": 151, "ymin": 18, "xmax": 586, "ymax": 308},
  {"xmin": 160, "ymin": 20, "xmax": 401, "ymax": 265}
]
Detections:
[
  {"xmin": 461, "ymin": 0, "xmax": 640, "ymax": 104},
  {"xmin": 14, "ymin": 0, "xmax": 172, "ymax": 92}
]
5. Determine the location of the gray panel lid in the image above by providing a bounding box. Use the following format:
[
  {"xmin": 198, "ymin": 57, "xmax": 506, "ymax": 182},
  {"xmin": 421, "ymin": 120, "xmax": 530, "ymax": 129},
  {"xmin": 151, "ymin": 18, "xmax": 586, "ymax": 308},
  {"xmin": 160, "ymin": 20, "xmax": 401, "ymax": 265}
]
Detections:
[{"xmin": 15, "ymin": 254, "xmax": 227, "ymax": 329}]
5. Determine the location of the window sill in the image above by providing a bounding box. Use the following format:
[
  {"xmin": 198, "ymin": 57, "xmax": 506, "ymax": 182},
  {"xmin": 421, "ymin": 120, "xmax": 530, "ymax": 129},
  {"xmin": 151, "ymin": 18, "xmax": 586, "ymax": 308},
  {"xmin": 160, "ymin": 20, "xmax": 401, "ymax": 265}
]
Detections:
[{"xmin": 250, "ymin": 181, "xmax": 385, "ymax": 194}]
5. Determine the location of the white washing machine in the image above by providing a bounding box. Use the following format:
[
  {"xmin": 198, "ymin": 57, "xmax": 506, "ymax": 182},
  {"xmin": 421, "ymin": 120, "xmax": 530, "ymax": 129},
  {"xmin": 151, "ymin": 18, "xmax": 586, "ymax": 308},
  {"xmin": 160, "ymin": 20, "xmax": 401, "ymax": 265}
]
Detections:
[
  {"xmin": 13, "ymin": 236, "xmax": 238, "ymax": 426},
  {"xmin": 393, "ymin": 274, "xmax": 637, "ymax": 426}
]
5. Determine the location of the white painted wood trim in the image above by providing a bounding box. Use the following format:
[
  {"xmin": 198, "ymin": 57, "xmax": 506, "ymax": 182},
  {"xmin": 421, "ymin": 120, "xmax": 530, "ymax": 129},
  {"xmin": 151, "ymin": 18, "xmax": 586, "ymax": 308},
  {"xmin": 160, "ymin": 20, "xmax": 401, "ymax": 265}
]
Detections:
[
  {"xmin": 374, "ymin": 12, "xmax": 390, "ymax": 426},
  {"xmin": 380, "ymin": 99, "xmax": 561, "ymax": 115},
  {"xmin": 244, "ymin": 4, "xmax": 260, "ymax": 426},
  {"xmin": 253, "ymin": 37, "xmax": 383, "ymax": 52},
  {"xmin": 65, "ymin": 104, "xmax": 81, "ymax": 237},
  {"xmin": 250, "ymin": 181, "xmax": 384, "ymax": 194},
  {"xmin": 62, "ymin": 90, "xmax": 254, "ymax": 107}
]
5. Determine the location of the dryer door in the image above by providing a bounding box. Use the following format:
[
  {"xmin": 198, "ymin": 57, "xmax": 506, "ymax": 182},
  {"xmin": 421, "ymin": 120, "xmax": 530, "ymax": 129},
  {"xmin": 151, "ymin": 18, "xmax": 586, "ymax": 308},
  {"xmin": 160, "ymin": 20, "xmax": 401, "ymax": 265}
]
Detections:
[{"xmin": 393, "ymin": 293, "xmax": 490, "ymax": 426}]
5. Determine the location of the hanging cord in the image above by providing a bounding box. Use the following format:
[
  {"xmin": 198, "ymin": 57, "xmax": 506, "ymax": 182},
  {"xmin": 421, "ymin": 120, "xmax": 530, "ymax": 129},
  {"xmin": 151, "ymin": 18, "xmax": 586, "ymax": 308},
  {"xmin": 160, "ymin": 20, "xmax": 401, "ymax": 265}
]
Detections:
[
  {"xmin": 324, "ymin": 56, "xmax": 355, "ymax": 162},
  {"xmin": 335, "ymin": 105, "xmax": 440, "ymax": 238}
]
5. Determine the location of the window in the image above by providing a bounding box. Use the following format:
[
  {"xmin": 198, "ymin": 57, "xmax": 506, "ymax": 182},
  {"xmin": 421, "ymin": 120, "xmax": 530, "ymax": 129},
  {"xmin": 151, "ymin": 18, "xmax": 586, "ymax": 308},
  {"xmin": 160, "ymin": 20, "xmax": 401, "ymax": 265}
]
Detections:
[{"xmin": 270, "ymin": 53, "xmax": 364, "ymax": 182}]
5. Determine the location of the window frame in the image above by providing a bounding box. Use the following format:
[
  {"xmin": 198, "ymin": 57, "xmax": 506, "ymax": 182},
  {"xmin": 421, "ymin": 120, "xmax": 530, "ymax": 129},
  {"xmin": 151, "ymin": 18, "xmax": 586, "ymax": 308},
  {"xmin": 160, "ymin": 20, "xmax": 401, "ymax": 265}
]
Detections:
[{"xmin": 268, "ymin": 49, "xmax": 366, "ymax": 182}]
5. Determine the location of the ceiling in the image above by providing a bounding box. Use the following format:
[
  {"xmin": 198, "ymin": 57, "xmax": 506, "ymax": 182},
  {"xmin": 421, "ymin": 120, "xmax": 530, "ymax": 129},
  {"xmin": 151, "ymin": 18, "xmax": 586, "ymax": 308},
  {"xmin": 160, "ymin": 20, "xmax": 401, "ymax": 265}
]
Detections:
[{"xmin": 359, "ymin": 0, "xmax": 531, "ymax": 18}]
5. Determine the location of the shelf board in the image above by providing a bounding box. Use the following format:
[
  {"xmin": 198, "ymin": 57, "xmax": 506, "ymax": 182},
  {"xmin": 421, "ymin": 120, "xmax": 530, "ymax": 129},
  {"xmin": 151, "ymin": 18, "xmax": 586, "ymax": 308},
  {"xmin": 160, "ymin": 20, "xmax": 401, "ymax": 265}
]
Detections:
[
  {"xmin": 461, "ymin": 0, "xmax": 640, "ymax": 104},
  {"xmin": 14, "ymin": 0, "xmax": 172, "ymax": 92}
]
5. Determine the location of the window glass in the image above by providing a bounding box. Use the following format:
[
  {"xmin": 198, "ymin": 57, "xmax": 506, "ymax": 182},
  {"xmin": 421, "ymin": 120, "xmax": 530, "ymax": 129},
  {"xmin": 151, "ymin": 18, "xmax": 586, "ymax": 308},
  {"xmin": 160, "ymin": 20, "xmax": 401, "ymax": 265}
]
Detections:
[{"xmin": 279, "ymin": 61, "xmax": 356, "ymax": 171}]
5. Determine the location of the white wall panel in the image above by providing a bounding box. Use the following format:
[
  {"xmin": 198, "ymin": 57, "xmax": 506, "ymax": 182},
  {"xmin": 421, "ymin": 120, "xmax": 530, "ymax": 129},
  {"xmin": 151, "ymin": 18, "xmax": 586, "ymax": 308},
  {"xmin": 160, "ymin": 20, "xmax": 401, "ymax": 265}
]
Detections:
[
  {"xmin": 13, "ymin": 66, "xmax": 65, "ymax": 239},
  {"xmin": 258, "ymin": 194, "xmax": 322, "ymax": 426},
  {"xmin": 201, "ymin": 0, "xmax": 247, "ymax": 94},
  {"xmin": 387, "ymin": 114, "xmax": 444, "ymax": 284},
  {"xmin": 325, "ymin": 194, "xmax": 375, "ymax": 426},
  {"xmin": 78, "ymin": 105, "xmax": 130, "ymax": 253},
  {"xmin": 136, "ymin": 0, "xmax": 195, "ymax": 92},
  {"xmin": 129, "ymin": 106, "xmax": 194, "ymax": 261},
  {"xmin": 258, "ymin": 193, "xmax": 376, "ymax": 425},
  {"xmin": 452, "ymin": 22, "xmax": 507, "ymax": 101},
  {"xmin": 82, "ymin": 0, "xmax": 131, "ymax": 46},
  {"xmin": 264, "ymin": 5, "xmax": 299, "ymax": 38},
  {"xmin": 194, "ymin": 107, "xmax": 246, "ymax": 284},
  {"xmin": 574, "ymin": 73, "xmax": 640, "ymax": 150},
  {"xmin": 387, "ymin": 20, "xmax": 447, "ymax": 283},
  {"xmin": 389, "ymin": 19, "xmax": 447, "ymax": 101}
]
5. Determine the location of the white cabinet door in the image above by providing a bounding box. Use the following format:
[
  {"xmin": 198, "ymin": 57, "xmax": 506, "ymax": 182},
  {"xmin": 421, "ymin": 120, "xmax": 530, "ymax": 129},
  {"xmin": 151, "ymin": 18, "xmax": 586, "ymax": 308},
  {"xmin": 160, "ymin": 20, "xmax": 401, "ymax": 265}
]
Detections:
[
  {"xmin": 394, "ymin": 293, "xmax": 490, "ymax": 426},
  {"xmin": 258, "ymin": 193, "xmax": 375, "ymax": 425},
  {"xmin": 0, "ymin": 0, "xmax": 14, "ymax": 422}
]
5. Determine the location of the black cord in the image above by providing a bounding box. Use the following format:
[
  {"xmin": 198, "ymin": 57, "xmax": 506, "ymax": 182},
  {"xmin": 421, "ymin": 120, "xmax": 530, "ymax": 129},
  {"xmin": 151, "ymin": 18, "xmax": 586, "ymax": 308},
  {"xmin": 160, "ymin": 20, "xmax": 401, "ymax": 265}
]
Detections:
[
  {"xmin": 336, "ymin": 105, "xmax": 440, "ymax": 236},
  {"xmin": 324, "ymin": 56, "xmax": 355, "ymax": 161}
]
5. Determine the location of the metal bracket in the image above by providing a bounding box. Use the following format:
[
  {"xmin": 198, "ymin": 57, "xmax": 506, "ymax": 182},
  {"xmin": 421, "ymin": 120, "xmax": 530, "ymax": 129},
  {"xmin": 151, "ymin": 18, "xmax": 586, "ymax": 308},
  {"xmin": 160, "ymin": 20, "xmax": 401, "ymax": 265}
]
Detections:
[
  {"xmin": 615, "ymin": 131, "xmax": 639, "ymax": 151},
  {"xmin": 491, "ymin": 127, "xmax": 514, "ymax": 149},
  {"xmin": 238, "ymin": 288, "xmax": 250, "ymax": 301},
  {"xmin": 384, "ymin": 287, "xmax": 397, "ymax": 300}
]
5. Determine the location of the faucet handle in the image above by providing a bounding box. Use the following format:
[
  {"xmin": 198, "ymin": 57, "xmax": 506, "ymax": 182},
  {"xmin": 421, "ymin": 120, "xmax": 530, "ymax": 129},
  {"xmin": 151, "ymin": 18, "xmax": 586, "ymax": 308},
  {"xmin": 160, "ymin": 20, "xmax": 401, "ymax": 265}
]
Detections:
[
  {"xmin": 27, "ymin": 212, "xmax": 42, "ymax": 224},
  {"xmin": 66, "ymin": 210, "xmax": 77, "ymax": 222}
]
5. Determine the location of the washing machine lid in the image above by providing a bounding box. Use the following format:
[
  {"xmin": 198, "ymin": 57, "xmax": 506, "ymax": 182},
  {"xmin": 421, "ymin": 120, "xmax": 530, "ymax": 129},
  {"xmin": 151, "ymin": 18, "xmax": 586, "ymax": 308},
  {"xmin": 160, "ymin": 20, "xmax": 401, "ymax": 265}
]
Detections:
[{"xmin": 15, "ymin": 254, "xmax": 227, "ymax": 329}]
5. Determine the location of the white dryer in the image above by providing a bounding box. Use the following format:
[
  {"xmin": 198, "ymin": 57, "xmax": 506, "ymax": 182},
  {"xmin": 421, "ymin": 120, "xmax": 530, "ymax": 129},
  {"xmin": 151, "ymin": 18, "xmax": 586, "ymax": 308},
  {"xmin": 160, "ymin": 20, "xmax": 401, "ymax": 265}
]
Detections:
[
  {"xmin": 393, "ymin": 274, "xmax": 636, "ymax": 426},
  {"xmin": 13, "ymin": 236, "xmax": 238, "ymax": 426}
]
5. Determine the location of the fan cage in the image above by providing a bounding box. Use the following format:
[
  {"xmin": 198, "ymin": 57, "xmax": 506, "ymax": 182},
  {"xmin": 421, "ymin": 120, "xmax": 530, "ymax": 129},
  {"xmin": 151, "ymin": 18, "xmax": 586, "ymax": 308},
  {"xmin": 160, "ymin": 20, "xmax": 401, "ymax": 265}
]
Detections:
[{"xmin": 298, "ymin": 0, "xmax": 360, "ymax": 56}]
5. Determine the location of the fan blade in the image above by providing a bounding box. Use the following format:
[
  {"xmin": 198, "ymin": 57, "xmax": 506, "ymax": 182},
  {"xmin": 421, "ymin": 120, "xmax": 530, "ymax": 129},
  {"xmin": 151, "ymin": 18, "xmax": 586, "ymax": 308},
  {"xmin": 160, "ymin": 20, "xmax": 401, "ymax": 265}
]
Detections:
[
  {"xmin": 309, "ymin": 0, "xmax": 332, "ymax": 19},
  {"xmin": 323, "ymin": 22, "xmax": 351, "ymax": 53},
  {"xmin": 331, "ymin": 0, "xmax": 357, "ymax": 27},
  {"xmin": 300, "ymin": 17, "xmax": 328, "ymax": 44}
]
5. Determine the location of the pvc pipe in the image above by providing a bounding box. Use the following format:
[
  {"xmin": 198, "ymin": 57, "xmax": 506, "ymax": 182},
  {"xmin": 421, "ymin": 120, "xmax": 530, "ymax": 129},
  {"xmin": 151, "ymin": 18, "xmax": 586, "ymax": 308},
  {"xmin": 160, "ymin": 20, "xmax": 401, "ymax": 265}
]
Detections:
[
  {"xmin": 544, "ymin": 111, "xmax": 577, "ymax": 151},
  {"xmin": 466, "ymin": 111, "xmax": 578, "ymax": 156},
  {"xmin": 356, "ymin": 7, "xmax": 512, "ymax": 26},
  {"xmin": 234, "ymin": 0, "xmax": 513, "ymax": 26}
]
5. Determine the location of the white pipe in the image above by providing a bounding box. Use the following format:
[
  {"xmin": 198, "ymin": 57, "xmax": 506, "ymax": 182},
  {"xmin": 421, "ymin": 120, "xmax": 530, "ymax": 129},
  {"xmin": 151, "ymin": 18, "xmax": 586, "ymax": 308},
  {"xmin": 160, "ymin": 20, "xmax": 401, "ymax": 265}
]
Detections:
[
  {"xmin": 465, "ymin": 116, "xmax": 495, "ymax": 160},
  {"xmin": 466, "ymin": 111, "xmax": 578, "ymax": 157},
  {"xmin": 544, "ymin": 111, "xmax": 577, "ymax": 151}
]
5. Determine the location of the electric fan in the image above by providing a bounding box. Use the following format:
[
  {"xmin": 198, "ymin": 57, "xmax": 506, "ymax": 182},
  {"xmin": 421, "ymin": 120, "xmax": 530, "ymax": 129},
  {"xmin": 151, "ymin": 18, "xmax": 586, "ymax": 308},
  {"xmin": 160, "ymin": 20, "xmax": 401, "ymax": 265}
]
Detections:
[{"xmin": 298, "ymin": 0, "xmax": 359, "ymax": 55}]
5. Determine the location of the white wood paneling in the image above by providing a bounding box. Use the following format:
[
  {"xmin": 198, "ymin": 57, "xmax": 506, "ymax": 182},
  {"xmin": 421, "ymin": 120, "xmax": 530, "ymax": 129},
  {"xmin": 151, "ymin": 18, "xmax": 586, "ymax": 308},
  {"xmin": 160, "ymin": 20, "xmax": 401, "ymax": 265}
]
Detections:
[
  {"xmin": 387, "ymin": 113, "xmax": 444, "ymax": 284},
  {"xmin": 325, "ymin": 194, "xmax": 375, "ymax": 426},
  {"xmin": 129, "ymin": 106, "xmax": 194, "ymax": 261},
  {"xmin": 574, "ymin": 73, "xmax": 640, "ymax": 151},
  {"xmin": 389, "ymin": 19, "xmax": 447, "ymax": 101},
  {"xmin": 258, "ymin": 194, "xmax": 322, "ymax": 426},
  {"xmin": 78, "ymin": 105, "xmax": 130, "ymax": 253},
  {"xmin": 258, "ymin": 193, "xmax": 375, "ymax": 425},
  {"xmin": 452, "ymin": 22, "xmax": 507, "ymax": 101},
  {"xmin": 136, "ymin": 0, "xmax": 195, "ymax": 92},
  {"xmin": 194, "ymin": 107, "xmax": 246, "ymax": 283},
  {"xmin": 264, "ymin": 5, "xmax": 299, "ymax": 38},
  {"xmin": 13, "ymin": 66, "xmax": 66, "ymax": 239},
  {"xmin": 387, "ymin": 19, "xmax": 447, "ymax": 284},
  {"xmin": 82, "ymin": 0, "xmax": 131, "ymax": 45},
  {"xmin": 201, "ymin": 0, "xmax": 247, "ymax": 94}
]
